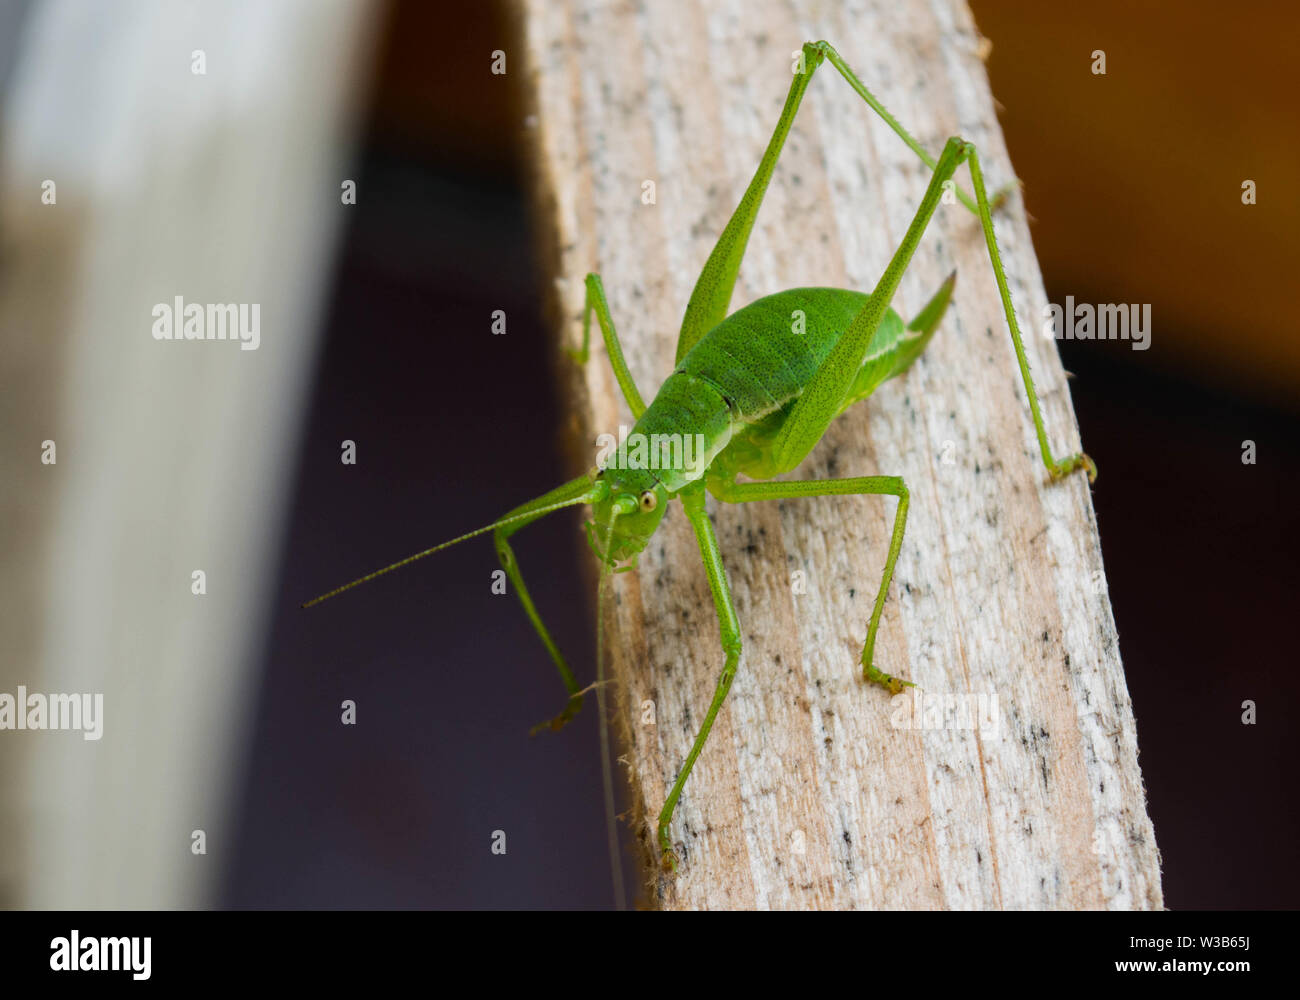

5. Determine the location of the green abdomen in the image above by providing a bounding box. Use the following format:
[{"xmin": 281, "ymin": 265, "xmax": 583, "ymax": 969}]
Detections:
[
  {"xmin": 631, "ymin": 287, "xmax": 917, "ymax": 488},
  {"xmin": 676, "ymin": 287, "xmax": 873, "ymax": 422}
]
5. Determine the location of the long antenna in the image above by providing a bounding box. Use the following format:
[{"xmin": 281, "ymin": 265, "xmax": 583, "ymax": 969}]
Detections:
[
  {"xmin": 301, "ymin": 492, "xmax": 598, "ymax": 608},
  {"xmin": 596, "ymin": 511, "xmax": 628, "ymax": 912}
]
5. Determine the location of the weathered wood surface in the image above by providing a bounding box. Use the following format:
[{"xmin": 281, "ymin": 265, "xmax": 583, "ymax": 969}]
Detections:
[{"xmin": 520, "ymin": 0, "xmax": 1161, "ymax": 909}]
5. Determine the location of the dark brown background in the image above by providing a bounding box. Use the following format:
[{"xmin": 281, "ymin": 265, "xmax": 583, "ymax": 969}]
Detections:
[{"xmin": 224, "ymin": 1, "xmax": 1299, "ymax": 908}]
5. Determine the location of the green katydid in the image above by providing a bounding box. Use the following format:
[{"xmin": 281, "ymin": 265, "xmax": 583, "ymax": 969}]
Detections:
[{"xmin": 305, "ymin": 40, "xmax": 1095, "ymax": 881}]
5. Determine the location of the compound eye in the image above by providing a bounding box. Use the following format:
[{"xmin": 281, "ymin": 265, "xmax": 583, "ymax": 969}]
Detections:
[{"xmin": 639, "ymin": 490, "xmax": 658, "ymax": 512}]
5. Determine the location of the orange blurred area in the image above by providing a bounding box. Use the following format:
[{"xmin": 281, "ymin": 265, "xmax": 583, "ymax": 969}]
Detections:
[{"xmin": 970, "ymin": 0, "xmax": 1300, "ymax": 407}]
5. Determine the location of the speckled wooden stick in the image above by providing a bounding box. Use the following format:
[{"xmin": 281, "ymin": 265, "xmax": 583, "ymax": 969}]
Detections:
[{"xmin": 520, "ymin": 0, "xmax": 1161, "ymax": 910}]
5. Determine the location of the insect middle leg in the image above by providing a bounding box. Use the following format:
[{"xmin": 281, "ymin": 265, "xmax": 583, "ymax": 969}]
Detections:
[
  {"xmin": 661, "ymin": 475, "xmax": 909, "ymax": 866},
  {"xmin": 571, "ymin": 272, "xmax": 647, "ymax": 418},
  {"xmin": 710, "ymin": 476, "xmax": 912, "ymax": 692}
]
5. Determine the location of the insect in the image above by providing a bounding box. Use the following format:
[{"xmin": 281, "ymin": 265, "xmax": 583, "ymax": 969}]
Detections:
[{"xmin": 306, "ymin": 40, "xmax": 1095, "ymax": 884}]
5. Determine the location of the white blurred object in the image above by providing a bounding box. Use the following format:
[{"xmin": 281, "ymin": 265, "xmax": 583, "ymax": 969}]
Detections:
[{"xmin": 0, "ymin": 0, "xmax": 381, "ymax": 907}]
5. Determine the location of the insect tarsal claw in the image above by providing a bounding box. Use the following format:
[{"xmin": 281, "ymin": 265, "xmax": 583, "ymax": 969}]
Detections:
[
  {"xmin": 529, "ymin": 694, "xmax": 584, "ymax": 737},
  {"xmin": 1049, "ymin": 451, "xmax": 1097, "ymax": 485},
  {"xmin": 864, "ymin": 661, "xmax": 914, "ymax": 696}
]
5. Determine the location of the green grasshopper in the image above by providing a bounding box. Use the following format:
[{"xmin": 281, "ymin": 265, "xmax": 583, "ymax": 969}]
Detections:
[{"xmin": 306, "ymin": 40, "xmax": 1095, "ymax": 876}]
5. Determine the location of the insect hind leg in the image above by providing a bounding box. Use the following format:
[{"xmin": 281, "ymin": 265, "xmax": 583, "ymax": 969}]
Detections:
[
  {"xmin": 806, "ymin": 41, "xmax": 1005, "ymax": 215},
  {"xmin": 673, "ymin": 40, "xmax": 1011, "ymax": 367}
]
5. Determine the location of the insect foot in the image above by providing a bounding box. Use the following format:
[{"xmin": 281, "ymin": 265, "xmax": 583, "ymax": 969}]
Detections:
[
  {"xmin": 864, "ymin": 661, "xmax": 915, "ymax": 696},
  {"xmin": 988, "ymin": 178, "xmax": 1022, "ymax": 214},
  {"xmin": 1049, "ymin": 450, "xmax": 1098, "ymax": 485},
  {"xmin": 657, "ymin": 816, "xmax": 682, "ymax": 872},
  {"xmin": 528, "ymin": 693, "xmax": 584, "ymax": 736}
]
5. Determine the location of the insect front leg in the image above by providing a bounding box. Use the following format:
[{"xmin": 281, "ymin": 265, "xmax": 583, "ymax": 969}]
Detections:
[
  {"xmin": 493, "ymin": 474, "xmax": 596, "ymax": 734},
  {"xmin": 657, "ymin": 484, "xmax": 743, "ymax": 871},
  {"xmin": 711, "ymin": 475, "xmax": 912, "ymax": 693}
]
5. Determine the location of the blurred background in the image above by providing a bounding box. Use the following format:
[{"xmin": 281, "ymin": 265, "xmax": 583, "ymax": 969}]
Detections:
[{"xmin": 0, "ymin": 0, "xmax": 1295, "ymax": 910}]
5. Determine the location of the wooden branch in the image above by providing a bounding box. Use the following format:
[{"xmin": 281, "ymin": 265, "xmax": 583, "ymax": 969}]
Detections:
[{"xmin": 520, "ymin": 0, "xmax": 1162, "ymax": 909}]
